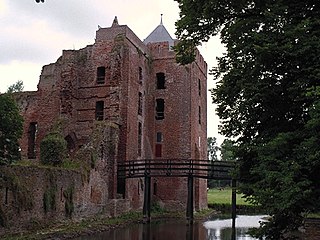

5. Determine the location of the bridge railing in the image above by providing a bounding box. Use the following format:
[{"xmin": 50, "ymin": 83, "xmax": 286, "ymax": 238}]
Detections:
[{"xmin": 117, "ymin": 159, "xmax": 236, "ymax": 180}]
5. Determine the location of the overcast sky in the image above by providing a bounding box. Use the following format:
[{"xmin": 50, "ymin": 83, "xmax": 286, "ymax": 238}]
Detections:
[{"xmin": 0, "ymin": 0, "xmax": 225, "ymax": 144}]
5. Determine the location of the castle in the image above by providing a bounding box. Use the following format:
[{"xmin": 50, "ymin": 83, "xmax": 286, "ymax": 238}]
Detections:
[{"xmin": 1, "ymin": 17, "xmax": 207, "ymax": 230}]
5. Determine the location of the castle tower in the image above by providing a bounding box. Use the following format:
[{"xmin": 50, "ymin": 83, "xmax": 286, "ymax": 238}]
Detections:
[{"xmin": 143, "ymin": 16, "xmax": 208, "ymax": 210}]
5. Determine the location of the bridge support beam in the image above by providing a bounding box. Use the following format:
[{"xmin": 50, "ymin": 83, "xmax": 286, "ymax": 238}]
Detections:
[
  {"xmin": 186, "ymin": 175, "xmax": 194, "ymax": 223},
  {"xmin": 231, "ymin": 178, "xmax": 237, "ymax": 240},
  {"xmin": 143, "ymin": 175, "xmax": 151, "ymax": 223}
]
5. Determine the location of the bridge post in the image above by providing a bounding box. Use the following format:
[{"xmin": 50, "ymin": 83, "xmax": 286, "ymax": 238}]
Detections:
[
  {"xmin": 231, "ymin": 178, "xmax": 237, "ymax": 240},
  {"xmin": 186, "ymin": 175, "xmax": 194, "ymax": 223},
  {"xmin": 143, "ymin": 175, "xmax": 151, "ymax": 223}
]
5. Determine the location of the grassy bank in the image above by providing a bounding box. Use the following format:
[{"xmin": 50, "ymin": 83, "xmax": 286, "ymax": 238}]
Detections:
[{"xmin": 207, "ymin": 188, "xmax": 264, "ymax": 214}]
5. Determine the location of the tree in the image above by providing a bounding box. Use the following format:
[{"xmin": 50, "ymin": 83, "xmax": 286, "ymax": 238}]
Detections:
[
  {"xmin": 175, "ymin": 0, "xmax": 320, "ymax": 238},
  {"xmin": 6, "ymin": 80, "xmax": 24, "ymax": 94},
  {"xmin": 207, "ymin": 137, "xmax": 219, "ymax": 161},
  {"xmin": 40, "ymin": 133, "xmax": 67, "ymax": 166},
  {"xmin": 220, "ymin": 139, "xmax": 235, "ymax": 162},
  {"xmin": 0, "ymin": 94, "xmax": 24, "ymax": 165}
]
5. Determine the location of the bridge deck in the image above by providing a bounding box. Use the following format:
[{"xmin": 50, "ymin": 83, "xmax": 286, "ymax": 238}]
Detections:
[{"xmin": 117, "ymin": 159, "xmax": 236, "ymax": 180}]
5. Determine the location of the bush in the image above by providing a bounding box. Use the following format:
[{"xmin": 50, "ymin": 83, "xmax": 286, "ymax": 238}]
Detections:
[{"xmin": 40, "ymin": 133, "xmax": 67, "ymax": 166}]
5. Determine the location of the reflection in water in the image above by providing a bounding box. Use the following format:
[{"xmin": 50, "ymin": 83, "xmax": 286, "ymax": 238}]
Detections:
[
  {"xmin": 73, "ymin": 215, "xmax": 267, "ymax": 240},
  {"xmin": 204, "ymin": 215, "xmax": 267, "ymax": 240}
]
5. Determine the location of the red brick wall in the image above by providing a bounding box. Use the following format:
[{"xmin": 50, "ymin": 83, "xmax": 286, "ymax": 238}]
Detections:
[{"xmin": 15, "ymin": 21, "xmax": 208, "ymax": 214}]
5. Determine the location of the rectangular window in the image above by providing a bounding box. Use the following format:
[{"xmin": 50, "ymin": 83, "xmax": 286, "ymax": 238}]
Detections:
[
  {"xmin": 156, "ymin": 132, "xmax": 162, "ymax": 142},
  {"xmin": 97, "ymin": 66, "xmax": 106, "ymax": 84},
  {"xmin": 139, "ymin": 67, "xmax": 143, "ymax": 84},
  {"xmin": 156, "ymin": 72, "xmax": 166, "ymax": 89},
  {"xmin": 138, "ymin": 92, "xmax": 143, "ymax": 115},
  {"xmin": 155, "ymin": 144, "xmax": 162, "ymax": 157},
  {"xmin": 155, "ymin": 98, "xmax": 165, "ymax": 120},
  {"xmin": 138, "ymin": 122, "xmax": 142, "ymax": 156},
  {"xmin": 27, "ymin": 122, "xmax": 37, "ymax": 159},
  {"xmin": 95, "ymin": 101, "xmax": 104, "ymax": 121},
  {"xmin": 198, "ymin": 106, "xmax": 201, "ymax": 124},
  {"xmin": 198, "ymin": 79, "xmax": 201, "ymax": 96}
]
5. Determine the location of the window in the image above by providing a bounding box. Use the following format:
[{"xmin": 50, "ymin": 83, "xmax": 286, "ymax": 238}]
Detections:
[
  {"xmin": 155, "ymin": 144, "xmax": 162, "ymax": 157},
  {"xmin": 156, "ymin": 132, "xmax": 162, "ymax": 142},
  {"xmin": 95, "ymin": 101, "xmax": 104, "ymax": 121},
  {"xmin": 138, "ymin": 92, "xmax": 143, "ymax": 115},
  {"xmin": 156, "ymin": 72, "xmax": 166, "ymax": 89},
  {"xmin": 198, "ymin": 106, "xmax": 201, "ymax": 124},
  {"xmin": 97, "ymin": 66, "xmax": 106, "ymax": 84},
  {"xmin": 27, "ymin": 122, "xmax": 37, "ymax": 159},
  {"xmin": 139, "ymin": 67, "xmax": 143, "ymax": 84},
  {"xmin": 138, "ymin": 122, "xmax": 142, "ymax": 156},
  {"xmin": 198, "ymin": 79, "xmax": 201, "ymax": 96},
  {"xmin": 155, "ymin": 99, "xmax": 165, "ymax": 120}
]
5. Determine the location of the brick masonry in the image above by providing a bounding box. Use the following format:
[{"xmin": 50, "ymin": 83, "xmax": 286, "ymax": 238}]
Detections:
[{"xmin": 1, "ymin": 18, "xmax": 208, "ymax": 231}]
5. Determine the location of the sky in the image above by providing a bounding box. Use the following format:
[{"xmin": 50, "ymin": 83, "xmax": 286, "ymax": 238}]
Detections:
[{"xmin": 0, "ymin": 0, "xmax": 226, "ymax": 145}]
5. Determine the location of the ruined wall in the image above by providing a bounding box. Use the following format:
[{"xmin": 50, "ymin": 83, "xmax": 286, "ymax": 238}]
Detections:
[
  {"xmin": 0, "ymin": 165, "xmax": 130, "ymax": 235},
  {"xmin": 13, "ymin": 19, "xmax": 208, "ymax": 219}
]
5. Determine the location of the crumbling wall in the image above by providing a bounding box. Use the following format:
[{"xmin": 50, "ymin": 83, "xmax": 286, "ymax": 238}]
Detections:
[{"xmin": 0, "ymin": 163, "xmax": 130, "ymax": 235}]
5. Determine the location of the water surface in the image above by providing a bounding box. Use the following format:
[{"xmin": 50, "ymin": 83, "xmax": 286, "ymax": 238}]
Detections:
[{"xmin": 73, "ymin": 215, "xmax": 267, "ymax": 240}]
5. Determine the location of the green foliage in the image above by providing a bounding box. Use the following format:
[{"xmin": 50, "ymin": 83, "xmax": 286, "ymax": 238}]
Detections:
[
  {"xmin": 43, "ymin": 187, "xmax": 56, "ymax": 213},
  {"xmin": 40, "ymin": 133, "xmax": 67, "ymax": 166},
  {"xmin": 6, "ymin": 80, "xmax": 24, "ymax": 94},
  {"xmin": 43, "ymin": 172, "xmax": 57, "ymax": 213},
  {"xmin": 175, "ymin": 0, "xmax": 320, "ymax": 238},
  {"xmin": 0, "ymin": 94, "xmax": 23, "ymax": 165},
  {"xmin": 207, "ymin": 137, "xmax": 219, "ymax": 161},
  {"xmin": 220, "ymin": 139, "xmax": 235, "ymax": 161},
  {"xmin": 63, "ymin": 185, "xmax": 74, "ymax": 218}
]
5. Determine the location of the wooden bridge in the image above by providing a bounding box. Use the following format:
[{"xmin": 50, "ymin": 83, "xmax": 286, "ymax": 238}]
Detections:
[{"xmin": 117, "ymin": 159, "xmax": 237, "ymax": 223}]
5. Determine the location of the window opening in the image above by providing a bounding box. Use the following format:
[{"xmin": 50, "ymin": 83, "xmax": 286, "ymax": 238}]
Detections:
[
  {"xmin": 27, "ymin": 122, "xmax": 37, "ymax": 159},
  {"xmin": 97, "ymin": 66, "xmax": 106, "ymax": 84},
  {"xmin": 198, "ymin": 106, "xmax": 201, "ymax": 124},
  {"xmin": 138, "ymin": 92, "xmax": 143, "ymax": 115},
  {"xmin": 155, "ymin": 144, "xmax": 162, "ymax": 157},
  {"xmin": 156, "ymin": 132, "xmax": 162, "ymax": 142},
  {"xmin": 153, "ymin": 180, "xmax": 157, "ymax": 195},
  {"xmin": 156, "ymin": 72, "xmax": 166, "ymax": 89},
  {"xmin": 198, "ymin": 79, "xmax": 201, "ymax": 96},
  {"xmin": 95, "ymin": 101, "xmax": 104, "ymax": 121},
  {"xmin": 5, "ymin": 187, "xmax": 8, "ymax": 204},
  {"xmin": 155, "ymin": 99, "xmax": 165, "ymax": 120},
  {"xmin": 139, "ymin": 67, "xmax": 143, "ymax": 84},
  {"xmin": 138, "ymin": 122, "xmax": 142, "ymax": 156},
  {"xmin": 65, "ymin": 135, "xmax": 76, "ymax": 153}
]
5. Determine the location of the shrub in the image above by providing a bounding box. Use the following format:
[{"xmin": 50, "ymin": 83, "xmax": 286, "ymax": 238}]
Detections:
[{"xmin": 40, "ymin": 133, "xmax": 67, "ymax": 166}]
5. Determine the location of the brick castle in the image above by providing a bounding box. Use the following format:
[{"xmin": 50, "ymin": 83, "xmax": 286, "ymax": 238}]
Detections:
[{"xmin": 2, "ymin": 17, "xmax": 207, "ymax": 229}]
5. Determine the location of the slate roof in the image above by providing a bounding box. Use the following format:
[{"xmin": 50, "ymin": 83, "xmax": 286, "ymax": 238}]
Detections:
[{"xmin": 144, "ymin": 17, "xmax": 174, "ymax": 47}]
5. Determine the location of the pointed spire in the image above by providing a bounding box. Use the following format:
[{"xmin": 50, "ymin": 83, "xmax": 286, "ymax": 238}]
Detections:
[
  {"xmin": 160, "ymin": 14, "xmax": 163, "ymax": 25},
  {"xmin": 112, "ymin": 16, "xmax": 119, "ymax": 27}
]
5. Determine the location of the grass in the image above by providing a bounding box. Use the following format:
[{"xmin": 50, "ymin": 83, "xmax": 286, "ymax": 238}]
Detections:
[{"xmin": 207, "ymin": 188, "xmax": 251, "ymax": 206}]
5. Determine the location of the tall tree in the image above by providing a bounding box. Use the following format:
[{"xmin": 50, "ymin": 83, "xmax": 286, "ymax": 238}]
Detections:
[
  {"xmin": 220, "ymin": 139, "xmax": 235, "ymax": 162},
  {"xmin": 207, "ymin": 137, "xmax": 219, "ymax": 161},
  {"xmin": 175, "ymin": 0, "xmax": 320, "ymax": 238},
  {"xmin": 0, "ymin": 94, "xmax": 24, "ymax": 165}
]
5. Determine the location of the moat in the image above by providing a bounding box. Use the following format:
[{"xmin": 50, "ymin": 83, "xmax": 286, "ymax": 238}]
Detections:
[{"xmin": 73, "ymin": 215, "xmax": 267, "ymax": 240}]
